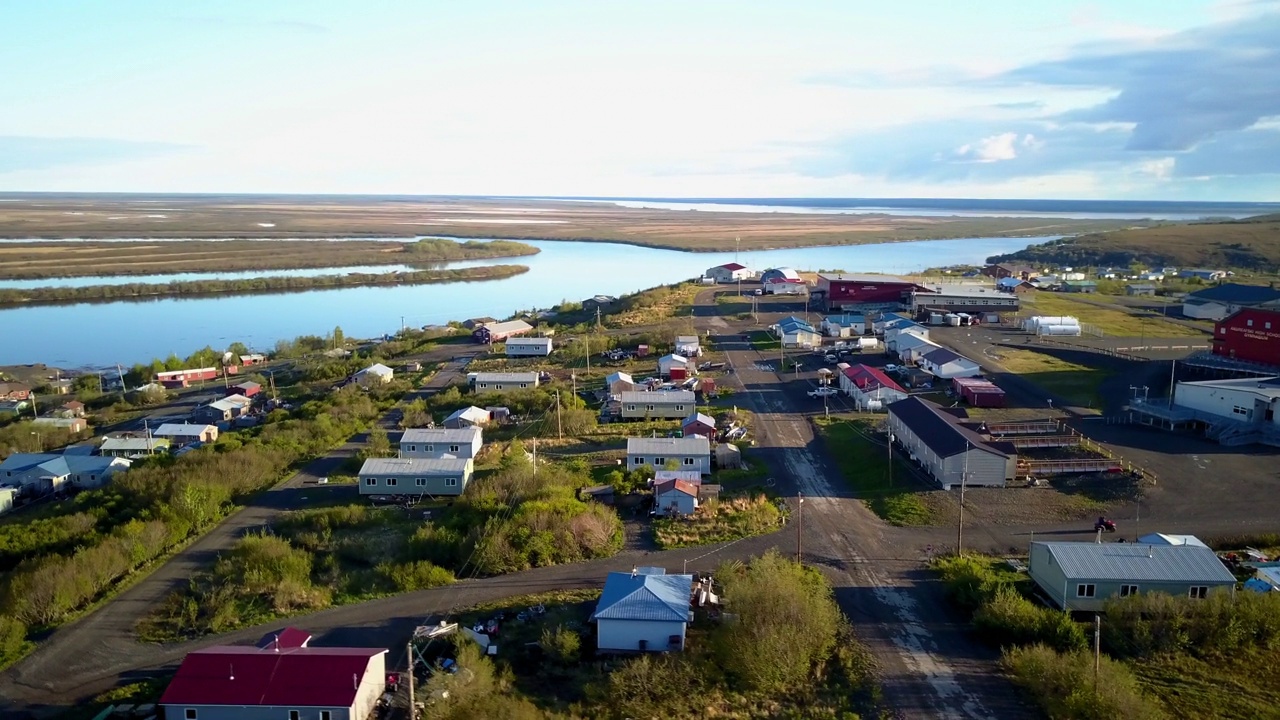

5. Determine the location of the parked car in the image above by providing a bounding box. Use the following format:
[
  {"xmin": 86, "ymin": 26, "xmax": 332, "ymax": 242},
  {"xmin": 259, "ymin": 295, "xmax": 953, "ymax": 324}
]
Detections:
[
  {"xmin": 884, "ymin": 364, "xmax": 899, "ymax": 373},
  {"xmin": 824, "ymin": 354, "xmax": 838, "ymax": 363},
  {"xmin": 808, "ymin": 387, "xmax": 838, "ymax": 398}
]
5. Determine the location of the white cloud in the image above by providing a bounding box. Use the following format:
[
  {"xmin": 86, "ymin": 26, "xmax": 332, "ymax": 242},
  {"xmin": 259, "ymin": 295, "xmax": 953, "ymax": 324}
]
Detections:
[
  {"xmin": 956, "ymin": 132, "xmax": 1024, "ymax": 162},
  {"xmin": 1138, "ymin": 157, "xmax": 1177, "ymax": 180}
]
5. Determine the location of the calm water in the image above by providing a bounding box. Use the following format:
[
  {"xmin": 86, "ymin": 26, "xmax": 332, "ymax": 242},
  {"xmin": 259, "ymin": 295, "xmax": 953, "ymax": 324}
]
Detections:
[
  {"xmin": 0, "ymin": 236, "xmax": 1048, "ymax": 368},
  {"xmin": 0, "ymin": 264, "xmax": 438, "ymax": 289}
]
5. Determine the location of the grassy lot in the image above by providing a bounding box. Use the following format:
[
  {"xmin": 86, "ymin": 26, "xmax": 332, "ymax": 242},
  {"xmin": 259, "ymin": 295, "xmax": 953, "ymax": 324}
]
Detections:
[
  {"xmin": 715, "ymin": 294, "xmax": 754, "ymax": 316},
  {"xmin": 1021, "ymin": 291, "xmax": 1206, "ymax": 338},
  {"xmin": 749, "ymin": 329, "xmax": 780, "ymax": 351},
  {"xmin": 652, "ymin": 494, "xmax": 785, "ymax": 549},
  {"xmin": 996, "ymin": 348, "xmax": 1111, "ymax": 408},
  {"xmin": 1131, "ymin": 650, "xmax": 1280, "ymax": 719},
  {"xmin": 814, "ymin": 416, "xmax": 938, "ymax": 526}
]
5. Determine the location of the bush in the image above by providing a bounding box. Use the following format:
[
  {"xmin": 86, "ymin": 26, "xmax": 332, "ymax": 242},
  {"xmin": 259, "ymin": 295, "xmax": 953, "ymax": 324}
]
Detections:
[
  {"xmin": 539, "ymin": 624, "xmax": 581, "ymax": 666},
  {"xmin": 933, "ymin": 554, "xmax": 1019, "ymax": 613},
  {"xmin": 380, "ymin": 560, "xmax": 456, "ymax": 592},
  {"xmin": 1103, "ymin": 590, "xmax": 1280, "ymax": 659},
  {"xmin": 595, "ymin": 653, "xmax": 703, "ymax": 720},
  {"xmin": 713, "ymin": 551, "xmax": 844, "ymax": 692},
  {"xmin": 0, "ymin": 614, "xmax": 29, "ymax": 668},
  {"xmin": 973, "ymin": 587, "xmax": 1087, "ymax": 652},
  {"xmin": 1002, "ymin": 644, "xmax": 1164, "ymax": 720}
]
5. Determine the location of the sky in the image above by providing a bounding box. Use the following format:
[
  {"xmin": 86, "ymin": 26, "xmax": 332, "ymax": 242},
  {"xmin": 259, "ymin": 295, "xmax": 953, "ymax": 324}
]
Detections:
[{"xmin": 1, "ymin": 0, "xmax": 1279, "ymax": 200}]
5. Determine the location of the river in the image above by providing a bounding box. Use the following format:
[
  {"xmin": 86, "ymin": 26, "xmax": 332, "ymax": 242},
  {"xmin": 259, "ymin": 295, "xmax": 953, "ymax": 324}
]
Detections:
[{"xmin": 1, "ymin": 236, "xmax": 1049, "ymax": 368}]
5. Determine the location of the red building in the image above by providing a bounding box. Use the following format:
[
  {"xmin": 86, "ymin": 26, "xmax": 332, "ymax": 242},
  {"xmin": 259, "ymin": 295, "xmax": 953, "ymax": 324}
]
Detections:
[
  {"xmin": 155, "ymin": 367, "xmax": 223, "ymax": 389},
  {"xmin": 952, "ymin": 377, "xmax": 1006, "ymax": 407},
  {"xmin": 816, "ymin": 273, "xmax": 928, "ymax": 312},
  {"xmin": 0, "ymin": 383, "xmax": 31, "ymax": 402},
  {"xmin": 1212, "ymin": 307, "xmax": 1280, "ymax": 366},
  {"xmin": 681, "ymin": 412, "xmax": 716, "ymax": 439},
  {"xmin": 228, "ymin": 380, "xmax": 262, "ymax": 398}
]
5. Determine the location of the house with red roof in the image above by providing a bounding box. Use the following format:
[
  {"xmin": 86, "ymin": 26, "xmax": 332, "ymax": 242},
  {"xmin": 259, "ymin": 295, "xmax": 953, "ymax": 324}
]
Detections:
[
  {"xmin": 654, "ymin": 479, "xmax": 700, "ymax": 516},
  {"xmin": 705, "ymin": 262, "xmax": 754, "ymax": 283},
  {"xmin": 159, "ymin": 643, "xmax": 388, "ymax": 720},
  {"xmin": 839, "ymin": 364, "xmax": 907, "ymax": 411}
]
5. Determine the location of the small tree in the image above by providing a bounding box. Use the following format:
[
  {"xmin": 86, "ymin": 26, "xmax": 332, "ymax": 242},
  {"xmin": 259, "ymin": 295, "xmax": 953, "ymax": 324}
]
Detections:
[
  {"xmin": 365, "ymin": 428, "xmax": 392, "ymax": 457},
  {"xmin": 332, "ymin": 326, "xmax": 345, "ymax": 348},
  {"xmin": 540, "ymin": 624, "xmax": 581, "ymax": 665}
]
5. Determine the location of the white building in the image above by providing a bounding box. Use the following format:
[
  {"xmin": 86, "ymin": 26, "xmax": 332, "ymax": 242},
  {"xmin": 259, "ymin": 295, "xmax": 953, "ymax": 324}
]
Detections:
[
  {"xmin": 657, "ymin": 354, "xmax": 690, "ymax": 377},
  {"xmin": 0, "ymin": 453, "xmax": 131, "ymax": 496},
  {"xmin": 591, "ymin": 569, "xmax": 694, "ymax": 652},
  {"xmin": 353, "ymin": 363, "xmax": 394, "ymax": 387},
  {"xmin": 0, "ymin": 486, "xmax": 17, "ymax": 515},
  {"xmin": 821, "ymin": 314, "xmax": 867, "ymax": 337},
  {"xmin": 400, "ymin": 426, "xmax": 483, "ymax": 459},
  {"xmin": 674, "ymin": 336, "xmax": 702, "ymax": 357},
  {"xmin": 895, "ymin": 334, "xmax": 942, "ymax": 364},
  {"xmin": 626, "ymin": 436, "xmax": 711, "ymax": 475},
  {"xmin": 470, "ymin": 372, "xmax": 540, "ymax": 393},
  {"xmin": 919, "ymin": 347, "xmax": 983, "ymax": 380},
  {"xmin": 443, "ymin": 405, "xmax": 491, "ymax": 428},
  {"xmin": 617, "ymin": 391, "xmax": 695, "ymax": 420},
  {"xmin": 886, "ymin": 397, "xmax": 1016, "ymax": 489},
  {"xmin": 775, "ymin": 316, "xmax": 821, "ymax": 348},
  {"xmin": 100, "ymin": 437, "xmax": 171, "ymax": 458},
  {"xmin": 1173, "ymin": 376, "xmax": 1280, "ymax": 427},
  {"xmin": 153, "ymin": 423, "xmax": 219, "ymax": 446},
  {"xmin": 654, "ymin": 479, "xmax": 700, "ymax": 516},
  {"xmin": 1136, "ymin": 533, "xmax": 1209, "ymax": 548},
  {"xmin": 705, "ymin": 262, "xmax": 754, "ymax": 283},
  {"xmin": 504, "ymin": 337, "xmax": 553, "ymax": 357},
  {"xmin": 358, "ymin": 457, "xmax": 473, "ymax": 496},
  {"xmin": 605, "ymin": 371, "xmax": 636, "ymax": 395}
]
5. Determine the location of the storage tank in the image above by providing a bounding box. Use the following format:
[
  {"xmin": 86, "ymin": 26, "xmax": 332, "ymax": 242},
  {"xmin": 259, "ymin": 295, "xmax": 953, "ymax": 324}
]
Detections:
[
  {"xmin": 1040, "ymin": 324, "xmax": 1082, "ymax": 336},
  {"xmin": 857, "ymin": 337, "xmax": 878, "ymax": 349},
  {"xmin": 864, "ymin": 399, "xmax": 883, "ymax": 412},
  {"xmin": 1035, "ymin": 316, "xmax": 1075, "ymax": 327}
]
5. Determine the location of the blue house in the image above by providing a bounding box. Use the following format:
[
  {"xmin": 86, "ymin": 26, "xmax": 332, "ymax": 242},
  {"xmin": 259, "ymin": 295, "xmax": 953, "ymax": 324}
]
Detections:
[{"xmin": 591, "ymin": 568, "xmax": 694, "ymax": 652}]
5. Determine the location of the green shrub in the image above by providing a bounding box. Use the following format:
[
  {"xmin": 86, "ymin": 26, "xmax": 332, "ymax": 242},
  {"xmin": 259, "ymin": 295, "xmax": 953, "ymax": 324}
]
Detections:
[
  {"xmin": 380, "ymin": 560, "xmax": 455, "ymax": 592},
  {"xmin": 0, "ymin": 614, "xmax": 29, "ymax": 668},
  {"xmin": 973, "ymin": 587, "xmax": 1087, "ymax": 652},
  {"xmin": 594, "ymin": 653, "xmax": 702, "ymax": 720},
  {"xmin": 933, "ymin": 554, "xmax": 1018, "ymax": 612},
  {"xmin": 1002, "ymin": 644, "xmax": 1165, "ymax": 720},
  {"xmin": 1104, "ymin": 590, "xmax": 1280, "ymax": 659},
  {"xmin": 539, "ymin": 624, "xmax": 581, "ymax": 666}
]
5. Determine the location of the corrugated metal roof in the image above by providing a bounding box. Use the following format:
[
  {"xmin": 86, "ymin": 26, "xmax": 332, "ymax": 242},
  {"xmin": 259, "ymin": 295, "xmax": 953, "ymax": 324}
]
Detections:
[
  {"xmin": 626, "ymin": 436, "xmax": 710, "ymax": 456},
  {"xmin": 471, "ymin": 372, "xmax": 540, "ymax": 382},
  {"xmin": 444, "ymin": 405, "xmax": 490, "ymax": 423},
  {"xmin": 154, "ymin": 423, "xmax": 215, "ymax": 436},
  {"xmin": 592, "ymin": 571, "xmax": 694, "ymax": 622},
  {"xmin": 506, "ymin": 337, "xmax": 552, "ymax": 346},
  {"xmin": 1035, "ymin": 542, "xmax": 1235, "ymax": 583},
  {"xmin": 358, "ymin": 457, "xmax": 471, "ymax": 475},
  {"xmin": 358, "ymin": 363, "xmax": 394, "ymax": 376},
  {"xmin": 101, "ymin": 437, "xmax": 169, "ymax": 452},
  {"xmin": 159, "ymin": 646, "xmax": 385, "ymax": 707},
  {"xmin": 683, "ymin": 412, "xmax": 715, "ymax": 428},
  {"xmin": 1135, "ymin": 533, "xmax": 1209, "ymax": 548},
  {"xmin": 618, "ymin": 391, "xmax": 695, "ymax": 404},
  {"xmin": 401, "ymin": 427, "xmax": 481, "ymax": 445},
  {"xmin": 888, "ymin": 397, "xmax": 1008, "ymax": 458}
]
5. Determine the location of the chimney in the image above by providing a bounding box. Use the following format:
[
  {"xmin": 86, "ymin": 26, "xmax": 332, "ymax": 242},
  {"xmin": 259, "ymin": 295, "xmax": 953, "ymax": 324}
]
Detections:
[
  {"xmin": 229, "ymin": 663, "xmax": 235, "ymax": 681},
  {"xmin": 631, "ymin": 566, "xmax": 638, "ymax": 578}
]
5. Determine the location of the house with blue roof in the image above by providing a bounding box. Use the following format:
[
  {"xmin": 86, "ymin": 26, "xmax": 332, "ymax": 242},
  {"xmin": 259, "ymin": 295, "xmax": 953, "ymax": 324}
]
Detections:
[
  {"xmin": 774, "ymin": 316, "xmax": 821, "ymax": 348},
  {"xmin": 0, "ymin": 453, "xmax": 131, "ymax": 497},
  {"xmin": 591, "ymin": 568, "xmax": 694, "ymax": 652}
]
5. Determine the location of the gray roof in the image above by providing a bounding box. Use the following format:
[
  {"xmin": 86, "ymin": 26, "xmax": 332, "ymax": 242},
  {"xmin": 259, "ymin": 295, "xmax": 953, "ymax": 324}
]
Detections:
[
  {"xmin": 1188, "ymin": 283, "xmax": 1280, "ymax": 304},
  {"xmin": 1033, "ymin": 541, "xmax": 1235, "ymax": 583},
  {"xmin": 0, "ymin": 453, "xmax": 129, "ymax": 477},
  {"xmin": 506, "ymin": 337, "xmax": 552, "ymax": 346},
  {"xmin": 922, "ymin": 347, "xmax": 975, "ymax": 367},
  {"xmin": 445, "ymin": 405, "xmax": 490, "ymax": 423},
  {"xmin": 591, "ymin": 571, "xmax": 693, "ymax": 622},
  {"xmin": 1178, "ymin": 376, "xmax": 1280, "ymax": 400},
  {"xmin": 206, "ymin": 394, "xmax": 252, "ymax": 412},
  {"xmin": 675, "ymin": 336, "xmax": 699, "ymax": 344},
  {"xmin": 618, "ymin": 390, "xmax": 695, "ymax": 404},
  {"xmin": 401, "ymin": 427, "xmax": 482, "ymax": 444},
  {"xmin": 154, "ymin": 423, "xmax": 216, "ymax": 437},
  {"xmin": 471, "ymin": 372, "xmax": 539, "ymax": 383},
  {"xmin": 683, "ymin": 412, "xmax": 715, "ymax": 428},
  {"xmin": 101, "ymin": 437, "xmax": 169, "ymax": 452},
  {"xmin": 358, "ymin": 457, "xmax": 471, "ymax": 475},
  {"xmin": 605, "ymin": 371, "xmax": 634, "ymax": 385},
  {"xmin": 478, "ymin": 319, "xmax": 533, "ymax": 334},
  {"xmin": 915, "ymin": 285, "xmax": 1005, "ymax": 298},
  {"xmin": 819, "ymin": 273, "xmax": 909, "ymax": 283},
  {"xmin": 626, "ymin": 436, "xmax": 710, "ymax": 456}
]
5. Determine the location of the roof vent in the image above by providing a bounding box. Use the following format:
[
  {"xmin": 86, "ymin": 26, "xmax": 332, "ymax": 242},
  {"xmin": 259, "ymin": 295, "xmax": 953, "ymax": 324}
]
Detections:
[{"xmin": 229, "ymin": 663, "xmax": 235, "ymax": 681}]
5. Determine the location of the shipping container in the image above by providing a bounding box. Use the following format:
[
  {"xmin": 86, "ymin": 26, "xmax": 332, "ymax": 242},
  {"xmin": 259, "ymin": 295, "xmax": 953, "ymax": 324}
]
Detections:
[{"xmin": 669, "ymin": 367, "xmax": 688, "ymax": 381}]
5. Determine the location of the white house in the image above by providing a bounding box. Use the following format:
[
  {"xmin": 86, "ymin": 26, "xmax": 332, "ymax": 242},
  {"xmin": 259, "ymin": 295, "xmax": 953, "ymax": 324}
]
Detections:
[
  {"xmin": 1136, "ymin": 533, "xmax": 1209, "ymax": 548},
  {"xmin": 153, "ymin": 423, "xmax": 219, "ymax": 446},
  {"xmin": 358, "ymin": 457, "xmax": 474, "ymax": 496},
  {"xmin": 470, "ymin": 372, "xmax": 540, "ymax": 392},
  {"xmin": 1173, "ymin": 376, "xmax": 1280, "ymax": 428},
  {"xmin": 821, "ymin": 314, "xmax": 866, "ymax": 337},
  {"xmin": 674, "ymin": 336, "xmax": 702, "ymax": 357},
  {"xmin": 0, "ymin": 486, "xmax": 17, "ymax": 516},
  {"xmin": 505, "ymin": 337, "xmax": 553, "ymax": 357},
  {"xmin": 657, "ymin": 354, "xmax": 690, "ymax": 377},
  {"xmin": 840, "ymin": 365, "xmax": 908, "ymax": 410},
  {"xmin": 919, "ymin": 347, "xmax": 983, "ymax": 380},
  {"xmin": 705, "ymin": 262, "xmax": 754, "ymax": 283},
  {"xmin": 605, "ymin": 371, "xmax": 636, "ymax": 395},
  {"xmin": 443, "ymin": 405, "xmax": 491, "ymax": 428},
  {"xmin": 775, "ymin": 316, "xmax": 821, "ymax": 348},
  {"xmin": 626, "ymin": 436, "xmax": 712, "ymax": 475},
  {"xmin": 591, "ymin": 568, "xmax": 694, "ymax": 652},
  {"xmin": 654, "ymin": 479, "xmax": 700, "ymax": 516},
  {"xmin": 400, "ymin": 426, "xmax": 483, "ymax": 459},
  {"xmin": 896, "ymin": 334, "xmax": 943, "ymax": 364},
  {"xmin": 353, "ymin": 363, "xmax": 394, "ymax": 387},
  {"xmin": 886, "ymin": 397, "xmax": 1016, "ymax": 489},
  {"xmin": 100, "ymin": 437, "xmax": 170, "ymax": 458},
  {"xmin": 617, "ymin": 390, "xmax": 696, "ymax": 419}
]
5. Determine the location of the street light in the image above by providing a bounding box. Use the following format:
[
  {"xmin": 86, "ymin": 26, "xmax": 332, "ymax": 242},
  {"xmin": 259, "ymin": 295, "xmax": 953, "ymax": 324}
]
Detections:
[{"xmin": 31, "ymin": 431, "xmax": 41, "ymax": 451}]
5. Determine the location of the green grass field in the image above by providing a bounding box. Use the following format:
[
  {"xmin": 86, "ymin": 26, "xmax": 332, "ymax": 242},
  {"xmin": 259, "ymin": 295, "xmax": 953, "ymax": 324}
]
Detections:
[
  {"xmin": 1021, "ymin": 292, "xmax": 1206, "ymax": 338},
  {"xmin": 996, "ymin": 348, "xmax": 1111, "ymax": 409},
  {"xmin": 814, "ymin": 416, "xmax": 937, "ymax": 526}
]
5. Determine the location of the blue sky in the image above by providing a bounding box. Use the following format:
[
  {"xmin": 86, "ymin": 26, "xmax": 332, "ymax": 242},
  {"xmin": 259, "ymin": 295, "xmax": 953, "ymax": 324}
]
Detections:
[{"xmin": 2, "ymin": 0, "xmax": 1278, "ymax": 199}]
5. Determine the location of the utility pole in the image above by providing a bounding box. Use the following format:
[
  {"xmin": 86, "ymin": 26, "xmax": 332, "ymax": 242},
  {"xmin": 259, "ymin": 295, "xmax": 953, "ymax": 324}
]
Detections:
[
  {"xmin": 585, "ymin": 333, "xmax": 591, "ymax": 377},
  {"xmin": 1167, "ymin": 358, "xmax": 1177, "ymax": 407},
  {"xmin": 887, "ymin": 431, "xmax": 894, "ymax": 487},
  {"xmin": 406, "ymin": 641, "xmax": 416, "ymax": 720},
  {"xmin": 1093, "ymin": 614, "xmax": 1101, "ymax": 699},
  {"xmin": 532, "ymin": 437, "xmax": 538, "ymax": 475},
  {"xmin": 401, "ymin": 315, "xmax": 406, "ymax": 332},
  {"xmin": 555, "ymin": 391, "xmax": 563, "ymax": 440},
  {"xmin": 957, "ymin": 442, "xmax": 969, "ymax": 555},
  {"xmin": 796, "ymin": 491, "xmax": 804, "ymax": 564}
]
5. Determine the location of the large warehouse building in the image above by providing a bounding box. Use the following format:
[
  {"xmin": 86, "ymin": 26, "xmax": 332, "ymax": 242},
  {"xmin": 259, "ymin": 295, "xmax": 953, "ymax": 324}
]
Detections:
[
  {"xmin": 886, "ymin": 397, "xmax": 1017, "ymax": 489},
  {"xmin": 909, "ymin": 285, "xmax": 1021, "ymax": 314},
  {"xmin": 815, "ymin": 273, "xmax": 927, "ymax": 313},
  {"xmin": 1211, "ymin": 308, "xmax": 1280, "ymax": 367}
]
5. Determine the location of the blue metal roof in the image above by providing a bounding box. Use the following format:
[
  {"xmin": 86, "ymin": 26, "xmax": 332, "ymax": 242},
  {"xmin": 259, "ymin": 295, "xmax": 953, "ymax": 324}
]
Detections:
[
  {"xmin": 1034, "ymin": 542, "xmax": 1235, "ymax": 584},
  {"xmin": 592, "ymin": 571, "xmax": 693, "ymax": 622}
]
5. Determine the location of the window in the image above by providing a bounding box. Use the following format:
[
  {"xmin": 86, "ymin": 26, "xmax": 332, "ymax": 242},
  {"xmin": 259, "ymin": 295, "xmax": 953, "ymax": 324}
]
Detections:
[
  {"xmin": 1076, "ymin": 584, "xmax": 1096, "ymax": 598},
  {"xmin": 1120, "ymin": 584, "xmax": 1139, "ymax": 597},
  {"xmin": 1268, "ymin": 322, "xmax": 1273, "ymax": 330},
  {"xmin": 627, "ymin": 404, "xmax": 636, "ymax": 411},
  {"xmin": 1233, "ymin": 405, "xmax": 1250, "ymax": 416},
  {"xmin": 520, "ymin": 383, "xmax": 528, "ymax": 388},
  {"xmin": 364, "ymin": 477, "xmax": 376, "ymax": 486},
  {"xmin": 1220, "ymin": 327, "xmax": 1227, "ymax": 334},
  {"xmin": 449, "ymin": 445, "xmax": 460, "ymax": 453},
  {"xmin": 1247, "ymin": 319, "xmax": 1254, "ymax": 327},
  {"xmin": 185, "ymin": 711, "xmax": 197, "ymax": 720},
  {"xmin": 426, "ymin": 444, "xmax": 434, "ymax": 452},
  {"xmin": 1189, "ymin": 586, "xmax": 1209, "ymax": 599},
  {"xmin": 290, "ymin": 712, "xmax": 300, "ymax": 720},
  {"xmin": 683, "ymin": 457, "xmax": 694, "ymax": 466},
  {"xmin": 446, "ymin": 477, "xmax": 459, "ymax": 487},
  {"xmin": 479, "ymin": 383, "xmax": 488, "ymax": 389},
  {"xmin": 646, "ymin": 404, "xmax": 655, "ymax": 411},
  {"xmin": 633, "ymin": 457, "xmax": 644, "ymax": 465},
  {"xmin": 407, "ymin": 444, "xmax": 416, "ymax": 452},
  {"xmin": 321, "ymin": 713, "xmax": 332, "ymax": 720},
  {"xmin": 676, "ymin": 405, "xmax": 686, "ymax": 411},
  {"xmin": 416, "ymin": 478, "xmax": 427, "ymax": 487},
  {"xmin": 387, "ymin": 478, "xmax": 398, "ymax": 487}
]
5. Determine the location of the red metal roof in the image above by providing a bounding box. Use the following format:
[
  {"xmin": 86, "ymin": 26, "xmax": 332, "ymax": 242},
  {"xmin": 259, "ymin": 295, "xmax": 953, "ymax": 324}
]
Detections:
[
  {"xmin": 654, "ymin": 479, "xmax": 699, "ymax": 497},
  {"xmin": 256, "ymin": 626, "xmax": 312, "ymax": 650},
  {"xmin": 718, "ymin": 262, "xmax": 747, "ymax": 271},
  {"xmin": 843, "ymin": 364, "xmax": 904, "ymax": 393},
  {"xmin": 159, "ymin": 646, "xmax": 385, "ymax": 708}
]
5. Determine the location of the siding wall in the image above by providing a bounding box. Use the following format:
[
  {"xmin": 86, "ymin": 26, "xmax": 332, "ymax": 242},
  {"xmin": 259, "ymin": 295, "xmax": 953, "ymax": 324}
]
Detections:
[
  {"xmin": 626, "ymin": 454, "xmax": 711, "ymax": 475},
  {"xmin": 1175, "ymin": 383, "xmax": 1277, "ymax": 425},
  {"xmin": 1029, "ymin": 546, "xmax": 1235, "ymax": 611},
  {"xmin": 620, "ymin": 402, "xmax": 690, "ymax": 419},
  {"xmin": 401, "ymin": 437, "xmax": 482, "ymax": 459},
  {"xmin": 358, "ymin": 467, "xmax": 473, "ymax": 496},
  {"xmin": 655, "ymin": 491, "xmax": 698, "ymax": 516},
  {"xmin": 161, "ymin": 705, "xmax": 351, "ymax": 720},
  {"xmin": 473, "ymin": 380, "xmax": 535, "ymax": 392},
  {"xmin": 596, "ymin": 618, "xmax": 687, "ymax": 652}
]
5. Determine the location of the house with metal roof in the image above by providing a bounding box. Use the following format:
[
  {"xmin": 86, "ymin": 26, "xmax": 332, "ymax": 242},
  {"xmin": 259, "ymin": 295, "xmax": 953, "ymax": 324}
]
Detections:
[
  {"xmin": 654, "ymin": 479, "xmax": 700, "ymax": 516},
  {"xmin": 705, "ymin": 262, "xmax": 754, "ymax": 283},
  {"xmin": 400, "ymin": 426, "xmax": 483, "ymax": 459},
  {"xmin": 821, "ymin": 314, "xmax": 867, "ymax": 337},
  {"xmin": 443, "ymin": 405, "xmax": 491, "ymax": 428},
  {"xmin": 353, "ymin": 362, "xmax": 395, "ymax": 388},
  {"xmin": 504, "ymin": 336, "xmax": 553, "ymax": 357},
  {"xmin": 1136, "ymin": 533, "xmax": 1209, "ymax": 548},
  {"xmin": 357, "ymin": 457, "xmax": 473, "ymax": 496},
  {"xmin": 1182, "ymin": 283, "xmax": 1280, "ymax": 320},
  {"xmin": 192, "ymin": 393, "xmax": 253, "ymax": 424},
  {"xmin": 681, "ymin": 412, "xmax": 716, "ymax": 439},
  {"xmin": 626, "ymin": 436, "xmax": 711, "ymax": 475},
  {"xmin": 617, "ymin": 390, "xmax": 695, "ymax": 420},
  {"xmin": 839, "ymin": 364, "xmax": 907, "ymax": 410},
  {"xmin": 657, "ymin": 353, "xmax": 690, "ymax": 378},
  {"xmin": 0, "ymin": 453, "xmax": 131, "ymax": 496},
  {"xmin": 100, "ymin": 436, "xmax": 171, "ymax": 458},
  {"xmin": 775, "ymin": 316, "xmax": 821, "ymax": 348},
  {"xmin": 469, "ymin": 371, "xmax": 540, "ymax": 393},
  {"xmin": 675, "ymin": 335, "xmax": 702, "ymax": 357},
  {"xmin": 153, "ymin": 423, "xmax": 219, "ymax": 447},
  {"xmin": 591, "ymin": 568, "xmax": 695, "ymax": 652},
  {"xmin": 1028, "ymin": 541, "xmax": 1236, "ymax": 612},
  {"xmin": 159, "ymin": 644, "xmax": 388, "ymax": 720},
  {"xmin": 919, "ymin": 347, "xmax": 982, "ymax": 380},
  {"xmin": 605, "ymin": 371, "xmax": 636, "ymax": 395},
  {"xmin": 886, "ymin": 397, "xmax": 1016, "ymax": 489}
]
